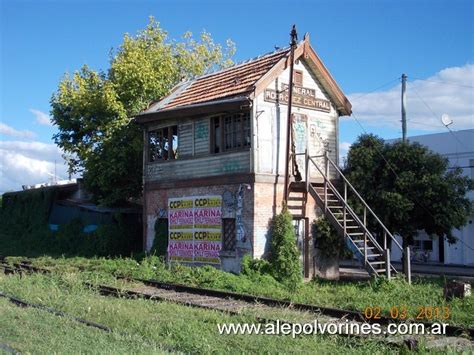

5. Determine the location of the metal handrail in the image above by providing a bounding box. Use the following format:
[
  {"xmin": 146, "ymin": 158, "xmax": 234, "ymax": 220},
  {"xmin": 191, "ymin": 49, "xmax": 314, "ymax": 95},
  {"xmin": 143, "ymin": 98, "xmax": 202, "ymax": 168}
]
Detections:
[
  {"xmin": 310, "ymin": 153, "xmax": 403, "ymax": 252},
  {"xmin": 308, "ymin": 156, "xmax": 384, "ymax": 253}
]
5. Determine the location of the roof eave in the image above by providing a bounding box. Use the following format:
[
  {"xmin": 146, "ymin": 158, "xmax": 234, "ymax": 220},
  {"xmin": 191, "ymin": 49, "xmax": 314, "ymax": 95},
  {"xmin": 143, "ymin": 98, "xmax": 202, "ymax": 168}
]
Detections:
[
  {"xmin": 302, "ymin": 42, "xmax": 352, "ymax": 116},
  {"xmin": 253, "ymin": 37, "xmax": 352, "ymax": 116},
  {"xmin": 134, "ymin": 96, "xmax": 252, "ymax": 124}
]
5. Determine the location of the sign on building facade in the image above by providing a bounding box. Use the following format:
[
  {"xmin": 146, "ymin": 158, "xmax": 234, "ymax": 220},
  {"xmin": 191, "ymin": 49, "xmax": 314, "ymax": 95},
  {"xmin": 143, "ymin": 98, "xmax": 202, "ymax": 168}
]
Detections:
[
  {"xmin": 168, "ymin": 196, "xmax": 222, "ymax": 264},
  {"xmin": 264, "ymin": 83, "xmax": 331, "ymax": 112}
]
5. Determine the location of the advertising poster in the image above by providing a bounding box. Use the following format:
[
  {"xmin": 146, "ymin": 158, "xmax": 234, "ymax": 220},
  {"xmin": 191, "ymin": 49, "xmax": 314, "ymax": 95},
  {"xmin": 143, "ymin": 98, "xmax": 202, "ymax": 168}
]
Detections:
[
  {"xmin": 168, "ymin": 197, "xmax": 194, "ymax": 262},
  {"xmin": 168, "ymin": 195, "xmax": 222, "ymax": 265}
]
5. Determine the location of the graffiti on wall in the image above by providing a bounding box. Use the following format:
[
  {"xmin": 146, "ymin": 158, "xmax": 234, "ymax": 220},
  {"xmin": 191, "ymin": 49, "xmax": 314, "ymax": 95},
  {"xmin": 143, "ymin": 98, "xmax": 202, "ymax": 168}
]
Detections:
[
  {"xmin": 236, "ymin": 185, "xmax": 246, "ymax": 242},
  {"xmin": 310, "ymin": 123, "xmax": 329, "ymax": 156},
  {"xmin": 195, "ymin": 121, "xmax": 208, "ymax": 139},
  {"xmin": 292, "ymin": 114, "xmax": 307, "ymax": 177},
  {"xmin": 219, "ymin": 160, "xmax": 243, "ymax": 174}
]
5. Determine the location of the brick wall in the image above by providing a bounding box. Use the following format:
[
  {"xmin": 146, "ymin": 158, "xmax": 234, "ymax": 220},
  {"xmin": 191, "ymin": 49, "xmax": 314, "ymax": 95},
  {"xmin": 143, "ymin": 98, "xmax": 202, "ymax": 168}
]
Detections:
[
  {"xmin": 145, "ymin": 179, "xmax": 321, "ymax": 276},
  {"xmin": 145, "ymin": 183, "xmax": 254, "ymax": 273},
  {"xmin": 252, "ymin": 180, "xmax": 320, "ymax": 278}
]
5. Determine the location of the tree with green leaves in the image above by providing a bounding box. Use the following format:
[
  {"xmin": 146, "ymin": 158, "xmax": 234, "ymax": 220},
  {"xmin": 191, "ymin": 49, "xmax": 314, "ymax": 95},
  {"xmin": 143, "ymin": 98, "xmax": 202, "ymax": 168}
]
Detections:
[
  {"xmin": 51, "ymin": 18, "xmax": 235, "ymax": 205},
  {"xmin": 343, "ymin": 134, "xmax": 473, "ymax": 249}
]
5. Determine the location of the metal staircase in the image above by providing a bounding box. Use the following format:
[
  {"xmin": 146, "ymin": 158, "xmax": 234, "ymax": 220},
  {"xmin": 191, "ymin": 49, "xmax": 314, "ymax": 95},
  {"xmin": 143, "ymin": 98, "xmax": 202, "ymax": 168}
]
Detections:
[{"xmin": 288, "ymin": 151, "xmax": 410, "ymax": 279}]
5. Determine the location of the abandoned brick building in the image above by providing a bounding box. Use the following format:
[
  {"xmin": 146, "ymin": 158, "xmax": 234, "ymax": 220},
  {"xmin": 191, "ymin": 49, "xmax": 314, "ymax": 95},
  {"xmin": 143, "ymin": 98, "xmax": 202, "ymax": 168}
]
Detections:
[{"xmin": 135, "ymin": 34, "xmax": 406, "ymax": 279}]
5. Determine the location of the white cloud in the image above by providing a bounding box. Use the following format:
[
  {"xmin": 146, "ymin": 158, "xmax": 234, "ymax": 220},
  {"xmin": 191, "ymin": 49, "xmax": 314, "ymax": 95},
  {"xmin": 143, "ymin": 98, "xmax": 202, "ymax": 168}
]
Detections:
[
  {"xmin": 29, "ymin": 108, "xmax": 53, "ymax": 126},
  {"xmin": 0, "ymin": 123, "xmax": 36, "ymax": 139},
  {"xmin": 348, "ymin": 64, "xmax": 474, "ymax": 131},
  {"xmin": 0, "ymin": 140, "xmax": 75, "ymax": 193}
]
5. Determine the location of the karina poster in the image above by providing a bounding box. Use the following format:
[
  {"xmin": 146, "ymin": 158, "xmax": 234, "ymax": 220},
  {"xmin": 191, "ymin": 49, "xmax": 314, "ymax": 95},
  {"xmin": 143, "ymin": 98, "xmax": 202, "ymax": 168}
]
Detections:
[{"xmin": 168, "ymin": 196, "xmax": 222, "ymax": 264}]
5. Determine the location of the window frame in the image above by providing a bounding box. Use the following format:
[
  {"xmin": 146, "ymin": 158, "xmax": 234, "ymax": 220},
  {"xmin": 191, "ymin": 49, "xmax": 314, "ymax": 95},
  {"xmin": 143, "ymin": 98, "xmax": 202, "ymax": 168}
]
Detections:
[
  {"xmin": 222, "ymin": 218, "xmax": 237, "ymax": 252},
  {"xmin": 210, "ymin": 111, "xmax": 251, "ymax": 154},
  {"xmin": 148, "ymin": 124, "xmax": 179, "ymax": 163},
  {"xmin": 294, "ymin": 70, "xmax": 303, "ymax": 87}
]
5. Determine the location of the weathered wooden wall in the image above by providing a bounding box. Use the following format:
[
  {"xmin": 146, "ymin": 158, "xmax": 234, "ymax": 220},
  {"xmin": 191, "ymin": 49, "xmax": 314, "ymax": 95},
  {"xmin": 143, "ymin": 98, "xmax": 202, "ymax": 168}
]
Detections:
[
  {"xmin": 253, "ymin": 59, "xmax": 339, "ymax": 180},
  {"xmin": 146, "ymin": 117, "xmax": 251, "ymax": 182}
]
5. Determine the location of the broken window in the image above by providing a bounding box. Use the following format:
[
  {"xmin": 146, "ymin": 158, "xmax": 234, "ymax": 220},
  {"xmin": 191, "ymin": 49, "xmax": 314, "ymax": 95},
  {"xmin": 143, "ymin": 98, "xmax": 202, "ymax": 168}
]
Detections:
[
  {"xmin": 222, "ymin": 218, "xmax": 236, "ymax": 251},
  {"xmin": 148, "ymin": 125, "xmax": 178, "ymax": 162},
  {"xmin": 211, "ymin": 112, "xmax": 250, "ymax": 153},
  {"xmin": 212, "ymin": 116, "xmax": 221, "ymax": 153}
]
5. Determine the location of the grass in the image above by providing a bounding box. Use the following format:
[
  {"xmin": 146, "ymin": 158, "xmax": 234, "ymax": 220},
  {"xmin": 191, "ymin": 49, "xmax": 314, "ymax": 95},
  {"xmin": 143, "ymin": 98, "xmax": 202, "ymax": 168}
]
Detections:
[
  {"xmin": 0, "ymin": 272, "xmax": 410, "ymax": 354},
  {"xmin": 0, "ymin": 298, "xmax": 167, "ymax": 354},
  {"xmin": 14, "ymin": 255, "xmax": 474, "ymax": 327}
]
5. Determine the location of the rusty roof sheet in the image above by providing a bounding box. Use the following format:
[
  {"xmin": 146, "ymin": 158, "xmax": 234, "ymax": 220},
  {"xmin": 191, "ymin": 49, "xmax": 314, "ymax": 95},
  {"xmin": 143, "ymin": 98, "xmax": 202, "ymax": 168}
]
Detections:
[{"xmin": 147, "ymin": 48, "xmax": 290, "ymax": 112}]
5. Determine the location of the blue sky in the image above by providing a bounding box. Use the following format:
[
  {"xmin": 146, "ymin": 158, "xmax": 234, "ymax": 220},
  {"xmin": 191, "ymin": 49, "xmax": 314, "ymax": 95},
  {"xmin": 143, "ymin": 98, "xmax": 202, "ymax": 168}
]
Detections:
[{"xmin": 1, "ymin": 0, "xmax": 473, "ymax": 191}]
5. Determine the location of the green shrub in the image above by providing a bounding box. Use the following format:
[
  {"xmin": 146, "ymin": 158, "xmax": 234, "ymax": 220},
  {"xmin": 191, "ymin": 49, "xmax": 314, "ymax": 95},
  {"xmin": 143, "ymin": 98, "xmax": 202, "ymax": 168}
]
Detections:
[
  {"xmin": 1, "ymin": 188, "xmax": 56, "ymax": 235},
  {"xmin": 150, "ymin": 218, "xmax": 168, "ymax": 256},
  {"xmin": 241, "ymin": 254, "xmax": 271, "ymax": 276},
  {"xmin": 312, "ymin": 217, "xmax": 346, "ymax": 258},
  {"xmin": 268, "ymin": 208, "xmax": 301, "ymax": 289}
]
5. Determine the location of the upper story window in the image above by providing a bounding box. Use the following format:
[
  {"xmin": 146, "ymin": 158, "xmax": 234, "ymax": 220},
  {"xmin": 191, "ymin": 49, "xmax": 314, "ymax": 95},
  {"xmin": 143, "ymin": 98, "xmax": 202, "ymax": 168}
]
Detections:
[
  {"xmin": 294, "ymin": 70, "xmax": 303, "ymax": 86},
  {"xmin": 211, "ymin": 112, "xmax": 251, "ymax": 154},
  {"xmin": 149, "ymin": 125, "xmax": 178, "ymax": 162}
]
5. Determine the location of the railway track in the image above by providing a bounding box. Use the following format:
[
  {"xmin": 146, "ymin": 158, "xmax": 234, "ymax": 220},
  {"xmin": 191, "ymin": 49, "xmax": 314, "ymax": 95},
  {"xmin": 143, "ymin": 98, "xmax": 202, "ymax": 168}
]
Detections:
[
  {"xmin": 124, "ymin": 277, "xmax": 474, "ymax": 339},
  {"xmin": 0, "ymin": 259, "xmax": 48, "ymax": 275},
  {"xmin": 0, "ymin": 290, "xmax": 115, "ymax": 333},
  {"xmin": 1, "ymin": 259, "xmax": 473, "ymax": 350}
]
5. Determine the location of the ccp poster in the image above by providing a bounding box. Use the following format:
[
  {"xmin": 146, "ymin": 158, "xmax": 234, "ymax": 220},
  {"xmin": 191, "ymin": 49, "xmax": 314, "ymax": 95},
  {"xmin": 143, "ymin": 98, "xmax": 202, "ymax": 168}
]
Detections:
[
  {"xmin": 168, "ymin": 197, "xmax": 194, "ymax": 262},
  {"xmin": 168, "ymin": 196, "xmax": 222, "ymax": 264}
]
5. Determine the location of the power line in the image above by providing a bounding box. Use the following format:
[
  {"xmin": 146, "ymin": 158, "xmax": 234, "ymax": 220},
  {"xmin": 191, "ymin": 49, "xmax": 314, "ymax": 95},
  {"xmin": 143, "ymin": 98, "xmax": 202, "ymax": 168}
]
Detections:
[
  {"xmin": 409, "ymin": 83, "xmax": 472, "ymax": 152},
  {"xmin": 349, "ymin": 78, "xmax": 400, "ymax": 102},
  {"xmin": 406, "ymin": 120, "xmax": 445, "ymax": 129}
]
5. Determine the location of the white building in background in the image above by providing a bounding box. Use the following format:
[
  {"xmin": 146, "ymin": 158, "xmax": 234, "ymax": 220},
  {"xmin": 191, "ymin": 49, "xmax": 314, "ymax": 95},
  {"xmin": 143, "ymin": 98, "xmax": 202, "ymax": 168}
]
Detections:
[{"xmin": 389, "ymin": 129, "xmax": 474, "ymax": 266}]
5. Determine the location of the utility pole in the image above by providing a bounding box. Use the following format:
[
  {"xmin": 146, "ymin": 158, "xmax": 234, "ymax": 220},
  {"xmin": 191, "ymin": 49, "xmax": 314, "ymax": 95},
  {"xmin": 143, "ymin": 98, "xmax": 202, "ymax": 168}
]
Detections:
[
  {"xmin": 283, "ymin": 25, "xmax": 298, "ymax": 206},
  {"xmin": 401, "ymin": 74, "xmax": 407, "ymax": 142}
]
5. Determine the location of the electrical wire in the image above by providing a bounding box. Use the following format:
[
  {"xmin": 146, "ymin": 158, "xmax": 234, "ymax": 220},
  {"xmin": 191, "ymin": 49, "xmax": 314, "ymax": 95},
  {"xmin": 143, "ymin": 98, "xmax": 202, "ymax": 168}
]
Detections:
[
  {"xmin": 409, "ymin": 83, "xmax": 473, "ymax": 152},
  {"xmin": 406, "ymin": 120, "xmax": 445, "ymax": 129},
  {"xmin": 349, "ymin": 78, "xmax": 400, "ymax": 102}
]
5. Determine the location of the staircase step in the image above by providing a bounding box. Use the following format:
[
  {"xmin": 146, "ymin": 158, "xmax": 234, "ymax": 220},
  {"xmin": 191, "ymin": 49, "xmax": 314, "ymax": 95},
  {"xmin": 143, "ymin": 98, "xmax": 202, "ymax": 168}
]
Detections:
[
  {"xmin": 367, "ymin": 253, "xmax": 383, "ymax": 258},
  {"xmin": 287, "ymin": 205, "xmax": 304, "ymax": 210},
  {"xmin": 369, "ymin": 261, "xmax": 385, "ymax": 265},
  {"xmin": 315, "ymin": 190, "xmax": 336, "ymax": 195},
  {"xmin": 314, "ymin": 188, "xmax": 335, "ymax": 193},
  {"xmin": 358, "ymin": 246, "xmax": 376, "ymax": 250},
  {"xmin": 348, "ymin": 232, "xmax": 365, "ymax": 236},
  {"xmin": 374, "ymin": 269, "xmax": 387, "ymax": 273},
  {"xmin": 288, "ymin": 197, "xmax": 305, "ymax": 201}
]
